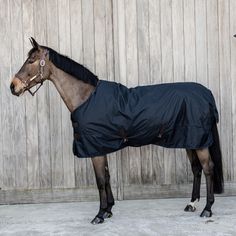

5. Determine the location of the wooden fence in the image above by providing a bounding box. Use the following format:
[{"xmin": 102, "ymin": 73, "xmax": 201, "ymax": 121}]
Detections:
[{"xmin": 0, "ymin": 0, "xmax": 236, "ymax": 204}]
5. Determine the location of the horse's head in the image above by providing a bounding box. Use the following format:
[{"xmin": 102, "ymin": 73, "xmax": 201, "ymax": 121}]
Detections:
[{"xmin": 10, "ymin": 37, "xmax": 51, "ymax": 96}]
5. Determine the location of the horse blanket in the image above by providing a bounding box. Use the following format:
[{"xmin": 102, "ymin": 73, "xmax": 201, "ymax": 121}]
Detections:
[{"xmin": 71, "ymin": 80, "xmax": 219, "ymax": 158}]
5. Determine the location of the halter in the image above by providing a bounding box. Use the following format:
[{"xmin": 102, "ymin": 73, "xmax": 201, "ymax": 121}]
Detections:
[
  {"xmin": 16, "ymin": 54, "xmax": 47, "ymax": 96},
  {"xmin": 23, "ymin": 58, "xmax": 46, "ymax": 96}
]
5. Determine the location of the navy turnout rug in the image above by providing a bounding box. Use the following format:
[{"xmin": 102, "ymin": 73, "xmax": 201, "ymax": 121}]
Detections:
[{"xmin": 71, "ymin": 80, "xmax": 219, "ymax": 158}]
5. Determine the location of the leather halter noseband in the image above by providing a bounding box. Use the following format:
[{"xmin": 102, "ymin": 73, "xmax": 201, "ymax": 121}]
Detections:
[{"xmin": 20, "ymin": 58, "xmax": 46, "ymax": 96}]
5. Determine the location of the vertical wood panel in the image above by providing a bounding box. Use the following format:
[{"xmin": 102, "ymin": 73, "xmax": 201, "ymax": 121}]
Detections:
[
  {"xmin": 10, "ymin": 0, "xmax": 28, "ymax": 189},
  {"xmin": 230, "ymin": 0, "xmax": 236, "ymax": 181},
  {"xmin": 0, "ymin": 0, "xmax": 15, "ymax": 189},
  {"xmin": 22, "ymin": 0, "xmax": 40, "ymax": 189},
  {"xmin": 183, "ymin": 0, "xmax": 196, "ymax": 83},
  {"xmin": 34, "ymin": 0, "xmax": 51, "ymax": 188},
  {"xmin": 58, "ymin": 0, "xmax": 75, "ymax": 188},
  {"xmin": 218, "ymin": 0, "xmax": 233, "ymax": 181},
  {"xmin": 195, "ymin": 0, "xmax": 208, "ymax": 86},
  {"xmin": 94, "ymin": 0, "xmax": 107, "ymax": 79},
  {"xmin": 46, "ymin": 0, "xmax": 61, "ymax": 189}
]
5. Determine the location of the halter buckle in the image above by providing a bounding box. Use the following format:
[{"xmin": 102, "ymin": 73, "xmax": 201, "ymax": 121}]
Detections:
[{"xmin": 40, "ymin": 59, "xmax": 45, "ymax": 67}]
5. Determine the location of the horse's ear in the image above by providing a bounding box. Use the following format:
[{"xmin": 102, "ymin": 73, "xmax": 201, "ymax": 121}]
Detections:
[{"xmin": 29, "ymin": 37, "xmax": 39, "ymax": 49}]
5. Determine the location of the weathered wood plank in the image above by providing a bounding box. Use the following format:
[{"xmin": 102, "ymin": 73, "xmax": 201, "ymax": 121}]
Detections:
[
  {"xmin": 46, "ymin": 0, "xmax": 62, "ymax": 189},
  {"xmin": 230, "ymin": 0, "xmax": 236, "ymax": 181},
  {"xmin": 195, "ymin": 0, "xmax": 208, "ymax": 86},
  {"xmin": 1, "ymin": 183, "xmax": 236, "ymax": 205},
  {"xmin": 1, "ymin": 0, "xmax": 16, "ymax": 190},
  {"xmin": 10, "ymin": 0, "xmax": 28, "ymax": 189},
  {"xmin": 0, "ymin": 187, "xmax": 120, "ymax": 205},
  {"xmin": 22, "ymin": 0, "xmax": 40, "ymax": 190},
  {"xmin": 33, "ymin": 0, "xmax": 51, "ymax": 189},
  {"xmin": 94, "ymin": 0, "xmax": 107, "ymax": 79},
  {"xmin": 123, "ymin": 182, "xmax": 236, "ymax": 200},
  {"xmin": 218, "ymin": 0, "xmax": 233, "ymax": 181},
  {"xmin": 58, "ymin": 0, "xmax": 75, "ymax": 188},
  {"xmin": 183, "ymin": 0, "xmax": 196, "ymax": 83}
]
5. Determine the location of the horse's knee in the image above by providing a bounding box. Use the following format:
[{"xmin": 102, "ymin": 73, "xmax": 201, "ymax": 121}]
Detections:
[
  {"xmin": 202, "ymin": 160, "xmax": 214, "ymax": 176},
  {"xmin": 196, "ymin": 148, "xmax": 214, "ymax": 175}
]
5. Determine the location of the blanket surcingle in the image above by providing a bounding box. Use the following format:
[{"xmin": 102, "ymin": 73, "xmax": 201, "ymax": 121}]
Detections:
[{"xmin": 71, "ymin": 80, "xmax": 219, "ymax": 158}]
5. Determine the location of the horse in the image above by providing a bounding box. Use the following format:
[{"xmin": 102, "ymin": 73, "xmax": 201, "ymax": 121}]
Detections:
[{"xmin": 10, "ymin": 37, "xmax": 224, "ymax": 224}]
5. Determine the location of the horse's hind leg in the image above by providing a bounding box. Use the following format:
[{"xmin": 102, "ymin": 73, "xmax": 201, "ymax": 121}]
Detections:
[
  {"xmin": 91, "ymin": 155, "xmax": 114, "ymax": 224},
  {"xmin": 196, "ymin": 148, "xmax": 214, "ymax": 217},
  {"xmin": 185, "ymin": 149, "xmax": 202, "ymax": 212}
]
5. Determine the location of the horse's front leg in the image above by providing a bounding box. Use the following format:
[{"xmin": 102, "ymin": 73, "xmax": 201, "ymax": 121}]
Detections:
[
  {"xmin": 103, "ymin": 156, "xmax": 115, "ymax": 218},
  {"xmin": 185, "ymin": 149, "xmax": 202, "ymax": 212},
  {"xmin": 196, "ymin": 148, "xmax": 214, "ymax": 217},
  {"xmin": 91, "ymin": 155, "xmax": 114, "ymax": 224}
]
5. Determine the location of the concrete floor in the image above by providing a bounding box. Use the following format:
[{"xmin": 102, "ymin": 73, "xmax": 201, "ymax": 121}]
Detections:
[{"xmin": 0, "ymin": 197, "xmax": 236, "ymax": 236}]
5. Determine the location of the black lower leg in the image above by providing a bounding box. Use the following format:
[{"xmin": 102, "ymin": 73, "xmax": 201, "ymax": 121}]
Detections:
[
  {"xmin": 185, "ymin": 150, "xmax": 202, "ymax": 212},
  {"xmin": 91, "ymin": 156, "xmax": 108, "ymax": 224},
  {"xmin": 104, "ymin": 158, "xmax": 115, "ymax": 215},
  {"xmin": 196, "ymin": 149, "xmax": 214, "ymax": 217},
  {"xmin": 191, "ymin": 156, "xmax": 202, "ymax": 202}
]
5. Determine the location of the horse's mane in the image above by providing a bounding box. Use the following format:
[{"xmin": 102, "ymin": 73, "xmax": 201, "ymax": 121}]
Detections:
[{"xmin": 30, "ymin": 46, "xmax": 99, "ymax": 86}]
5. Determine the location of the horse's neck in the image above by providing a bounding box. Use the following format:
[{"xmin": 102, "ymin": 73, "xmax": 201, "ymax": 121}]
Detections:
[{"xmin": 49, "ymin": 63, "xmax": 95, "ymax": 112}]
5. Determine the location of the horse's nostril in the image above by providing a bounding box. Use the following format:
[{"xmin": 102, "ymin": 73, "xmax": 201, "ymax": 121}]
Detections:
[{"xmin": 10, "ymin": 83, "xmax": 15, "ymax": 92}]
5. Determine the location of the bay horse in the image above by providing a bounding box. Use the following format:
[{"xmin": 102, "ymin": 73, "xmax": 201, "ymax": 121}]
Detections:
[{"xmin": 10, "ymin": 38, "xmax": 223, "ymax": 224}]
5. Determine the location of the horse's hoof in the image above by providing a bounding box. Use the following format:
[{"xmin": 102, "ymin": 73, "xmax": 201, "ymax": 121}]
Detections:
[
  {"xmin": 200, "ymin": 209, "xmax": 212, "ymax": 218},
  {"xmin": 184, "ymin": 205, "xmax": 196, "ymax": 212},
  {"xmin": 91, "ymin": 216, "xmax": 104, "ymax": 225},
  {"xmin": 103, "ymin": 211, "xmax": 113, "ymax": 219}
]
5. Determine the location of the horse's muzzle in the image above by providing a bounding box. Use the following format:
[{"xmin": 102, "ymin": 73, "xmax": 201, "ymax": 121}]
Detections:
[
  {"xmin": 10, "ymin": 77, "xmax": 24, "ymax": 96},
  {"xmin": 10, "ymin": 82, "xmax": 20, "ymax": 96}
]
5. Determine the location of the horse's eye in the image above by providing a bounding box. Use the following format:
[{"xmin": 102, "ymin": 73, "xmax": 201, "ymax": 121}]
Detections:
[{"xmin": 28, "ymin": 59, "xmax": 34, "ymax": 64}]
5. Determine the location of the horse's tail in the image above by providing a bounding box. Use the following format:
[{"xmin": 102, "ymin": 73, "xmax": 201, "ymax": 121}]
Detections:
[{"xmin": 209, "ymin": 123, "xmax": 224, "ymax": 194}]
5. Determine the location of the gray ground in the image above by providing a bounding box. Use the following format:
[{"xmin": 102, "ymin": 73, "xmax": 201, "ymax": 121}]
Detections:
[{"xmin": 0, "ymin": 197, "xmax": 235, "ymax": 236}]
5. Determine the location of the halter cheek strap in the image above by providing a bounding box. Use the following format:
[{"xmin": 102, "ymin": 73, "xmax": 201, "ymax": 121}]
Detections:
[{"xmin": 26, "ymin": 58, "xmax": 46, "ymax": 96}]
